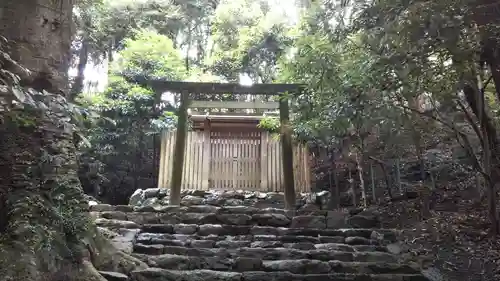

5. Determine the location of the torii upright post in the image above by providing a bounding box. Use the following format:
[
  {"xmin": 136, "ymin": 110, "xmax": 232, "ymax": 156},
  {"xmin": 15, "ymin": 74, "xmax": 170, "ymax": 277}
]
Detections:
[
  {"xmin": 279, "ymin": 93, "xmax": 296, "ymax": 210},
  {"xmin": 169, "ymin": 91, "xmax": 190, "ymax": 205}
]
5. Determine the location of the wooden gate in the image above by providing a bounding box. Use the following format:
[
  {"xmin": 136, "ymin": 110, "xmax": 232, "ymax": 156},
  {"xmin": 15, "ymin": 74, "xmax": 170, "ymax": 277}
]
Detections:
[
  {"xmin": 209, "ymin": 131, "xmax": 261, "ymax": 189},
  {"xmin": 158, "ymin": 130, "xmax": 311, "ymax": 192}
]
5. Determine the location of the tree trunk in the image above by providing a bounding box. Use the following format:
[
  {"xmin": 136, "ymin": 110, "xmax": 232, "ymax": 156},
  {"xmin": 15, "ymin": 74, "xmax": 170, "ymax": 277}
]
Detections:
[
  {"xmin": 0, "ymin": 0, "xmax": 74, "ymax": 93},
  {"xmin": 70, "ymin": 39, "xmax": 89, "ymax": 100},
  {"xmin": 354, "ymin": 147, "xmax": 367, "ymax": 207},
  {"xmin": 369, "ymin": 156, "xmax": 393, "ymax": 198},
  {"xmin": 462, "ymin": 77, "xmax": 500, "ymax": 235}
]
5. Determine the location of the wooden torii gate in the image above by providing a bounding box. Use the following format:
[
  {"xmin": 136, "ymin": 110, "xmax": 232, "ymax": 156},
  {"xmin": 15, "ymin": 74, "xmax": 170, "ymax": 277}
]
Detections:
[{"xmin": 136, "ymin": 79, "xmax": 305, "ymax": 210}]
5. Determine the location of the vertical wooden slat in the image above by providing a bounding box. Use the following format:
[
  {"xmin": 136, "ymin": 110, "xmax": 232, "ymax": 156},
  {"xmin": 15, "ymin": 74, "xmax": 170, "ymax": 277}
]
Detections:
[
  {"xmin": 255, "ymin": 133, "xmax": 260, "ymax": 189},
  {"xmin": 189, "ymin": 131, "xmax": 195, "ymax": 189},
  {"xmin": 190, "ymin": 132, "xmax": 196, "ymax": 190},
  {"xmin": 300, "ymin": 144, "xmax": 306, "ymax": 193},
  {"xmin": 240, "ymin": 134, "xmax": 245, "ymax": 189},
  {"xmin": 234, "ymin": 133, "xmax": 239, "ymax": 189},
  {"xmin": 202, "ymin": 125, "xmax": 211, "ymax": 190},
  {"xmin": 165, "ymin": 131, "xmax": 171, "ymax": 189},
  {"xmin": 303, "ymin": 145, "xmax": 309, "ymax": 192},
  {"xmin": 249, "ymin": 133, "xmax": 254, "ymax": 189},
  {"xmin": 214, "ymin": 132, "xmax": 218, "ymax": 189},
  {"xmin": 213, "ymin": 132, "xmax": 218, "ymax": 189},
  {"xmin": 197, "ymin": 131, "xmax": 203, "ymax": 189},
  {"xmin": 294, "ymin": 144, "xmax": 299, "ymax": 193},
  {"xmin": 197, "ymin": 132, "xmax": 202, "ymax": 189},
  {"xmin": 270, "ymin": 137, "xmax": 276, "ymax": 192},
  {"xmin": 220, "ymin": 132, "xmax": 225, "ymax": 189},
  {"xmin": 302, "ymin": 145, "xmax": 308, "ymax": 192},
  {"xmin": 292, "ymin": 144, "xmax": 296, "ymax": 192},
  {"xmin": 277, "ymin": 137, "xmax": 283, "ymax": 192},
  {"xmin": 192, "ymin": 132, "xmax": 200, "ymax": 190},
  {"xmin": 273, "ymin": 137, "xmax": 280, "ymax": 192},
  {"xmin": 211, "ymin": 132, "xmax": 216, "ymax": 189},
  {"xmin": 245, "ymin": 135, "xmax": 250, "ymax": 189},
  {"xmin": 268, "ymin": 137, "xmax": 272, "ymax": 192},
  {"xmin": 166, "ymin": 131, "xmax": 173, "ymax": 189},
  {"xmin": 158, "ymin": 131, "xmax": 166, "ymax": 188},
  {"xmin": 182, "ymin": 132, "xmax": 189, "ymax": 190},
  {"xmin": 221, "ymin": 133, "xmax": 225, "ymax": 189},
  {"xmin": 199, "ymin": 131, "xmax": 204, "ymax": 189},
  {"xmin": 260, "ymin": 133, "xmax": 267, "ymax": 191},
  {"xmin": 222, "ymin": 134, "xmax": 227, "ymax": 189},
  {"xmin": 253, "ymin": 132, "xmax": 259, "ymax": 189},
  {"xmin": 269, "ymin": 136, "xmax": 274, "ymax": 192},
  {"xmin": 164, "ymin": 131, "xmax": 171, "ymax": 188}
]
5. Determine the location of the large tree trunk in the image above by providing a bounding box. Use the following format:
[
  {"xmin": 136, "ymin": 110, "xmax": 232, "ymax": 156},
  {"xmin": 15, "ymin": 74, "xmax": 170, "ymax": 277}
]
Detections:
[{"xmin": 0, "ymin": 0, "xmax": 74, "ymax": 92}]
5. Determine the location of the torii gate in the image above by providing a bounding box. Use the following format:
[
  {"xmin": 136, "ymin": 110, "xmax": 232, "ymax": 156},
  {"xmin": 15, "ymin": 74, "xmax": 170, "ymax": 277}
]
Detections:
[{"xmin": 133, "ymin": 79, "xmax": 305, "ymax": 210}]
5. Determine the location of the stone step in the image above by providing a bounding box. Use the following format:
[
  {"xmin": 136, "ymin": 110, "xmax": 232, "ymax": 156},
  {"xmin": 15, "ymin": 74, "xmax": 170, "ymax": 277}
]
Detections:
[
  {"xmin": 132, "ymin": 245, "xmax": 399, "ymax": 263},
  {"xmin": 134, "ymin": 254, "xmax": 419, "ymax": 274},
  {"xmin": 136, "ymin": 232, "xmax": 387, "ymax": 251},
  {"xmin": 91, "ymin": 204, "xmax": 296, "ymax": 215},
  {"xmin": 91, "ymin": 204, "xmax": 382, "ymax": 229},
  {"xmin": 130, "ymin": 268, "xmax": 429, "ymax": 281},
  {"xmin": 98, "ymin": 212, "xmax": 331, "ymax": 228},
  {"xmin": 137, "ymin": 224, "xmax": 397, "ymax": 242}
]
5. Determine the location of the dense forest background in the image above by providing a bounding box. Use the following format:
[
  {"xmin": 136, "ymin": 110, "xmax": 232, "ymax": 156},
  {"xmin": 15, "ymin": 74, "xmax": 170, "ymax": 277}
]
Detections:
[{"xmin": 71, "ymin": 0, "xmax": 500, "ymax": 225}]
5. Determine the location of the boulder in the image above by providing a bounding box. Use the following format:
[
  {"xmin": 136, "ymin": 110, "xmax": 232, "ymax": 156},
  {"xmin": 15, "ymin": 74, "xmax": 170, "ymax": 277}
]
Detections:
[
  {"xmin": 326, "ymin": 210, "xmax": 348, "ymax": 229},
  {"xmin": 347, "ymin": 215, "xmax": 380, "ymax": 228},
  {"xmin": 129, "ymin": 189, "xmax": 145, "ymax": 206},
  {"xmin": 141, "ymin": 198, "xmax": 160, "ymax": 208},
  {"xmin": 143, "ymin": 188, "xmax": 161, "ymax": 198},
  {"xmin": 252, "ymin": 213, "xmax": 291, "ymax": 227},
  {"xmin": 291, "ymin": 216, "xmax": 326, "ymax": 229},
  {"xmin": 181, "ymin": 195, "xmax": 204, "ymax": 206}
]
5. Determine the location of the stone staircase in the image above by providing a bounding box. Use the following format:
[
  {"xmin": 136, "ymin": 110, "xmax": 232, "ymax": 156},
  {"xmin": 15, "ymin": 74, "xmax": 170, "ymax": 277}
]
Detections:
[{"xmin": 92, "ymin": 190, "xmax": 430, "ymax": 281}]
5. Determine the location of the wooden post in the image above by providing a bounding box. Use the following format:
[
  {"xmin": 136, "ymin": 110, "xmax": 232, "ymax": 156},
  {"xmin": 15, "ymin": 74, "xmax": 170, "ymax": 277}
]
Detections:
[
  {"xmin": 157, "ymin": 131, "xmax": 166, "ymax": 188},
  {"xmin": 279, "ymin": 94, "xmax": 296, "ymax": 210},
  {"xmin": 169, "ymin": 91, "xmax": 190, "ymax": 205},
  {"xmin": 201, "ymin": 118, "xmax": 211, "ymax": 190}
]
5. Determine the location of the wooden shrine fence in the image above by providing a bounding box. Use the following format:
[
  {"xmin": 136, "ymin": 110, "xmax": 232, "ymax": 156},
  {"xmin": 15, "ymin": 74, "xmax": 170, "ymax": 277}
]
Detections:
[{"xmin": 158, "ymin": 130, "xmax": 311, "ymax": 192}]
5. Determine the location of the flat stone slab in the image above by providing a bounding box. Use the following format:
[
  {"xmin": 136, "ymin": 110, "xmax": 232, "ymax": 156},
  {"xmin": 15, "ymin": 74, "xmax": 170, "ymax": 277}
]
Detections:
[
  {"xmin": 133, "ymin": 245, "xmax": 399, "ymax": 263},
  {"xmin": 135, "ymin": 255, "xmax": 419, "ymax": 274},
  {"xmin": 136, "ymin": 224, "xmax": 398, "ymax": 242},
  {"xmin": 130, "ymin": 269, "xmax": 430, "ymax": 281},
  {"xmin": 135, "ymin": 233, "xmax": 385, "ymax": 251}
]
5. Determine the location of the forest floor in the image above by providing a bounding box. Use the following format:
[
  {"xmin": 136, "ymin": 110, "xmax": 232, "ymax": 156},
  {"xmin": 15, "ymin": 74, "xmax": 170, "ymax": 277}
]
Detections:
[{"xmin": 375, "ymin": 178, "xmax": 500, "ymax": 281}]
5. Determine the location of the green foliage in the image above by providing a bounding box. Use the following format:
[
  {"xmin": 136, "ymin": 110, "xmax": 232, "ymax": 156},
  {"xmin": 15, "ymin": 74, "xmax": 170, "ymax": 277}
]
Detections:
[
  {"xmin": 208, "ymin": 0, "xmax": 293, "ymax": 82},
  {"xmin": 113, "ymin": 30, "xmax": 187, "ymax": 80},
  {"xmin": 257, "ymin": 116, "xmax": 280, "ymax": 134},
  {"xmin": 78, "ymin": 30, "xmax": 184, "ymax": 203}
]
